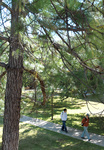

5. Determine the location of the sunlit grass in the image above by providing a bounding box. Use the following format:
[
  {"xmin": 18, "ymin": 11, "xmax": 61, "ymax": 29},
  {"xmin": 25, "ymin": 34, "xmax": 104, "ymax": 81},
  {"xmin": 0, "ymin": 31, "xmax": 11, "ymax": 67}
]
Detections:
[
  {"xmin": 0, "ymin": 127, "xmax": 2, "ymax": 143},
  {"xmin": 19, "ymin": 123, "xmax": 104, "ymax": 150},
  {"xmin": 0, "ymin": 118, "xmax": 104, "ymax": 150},
  {"xmin": 20, "ymin": 94, "xmax": 104, "ymax": 136}
]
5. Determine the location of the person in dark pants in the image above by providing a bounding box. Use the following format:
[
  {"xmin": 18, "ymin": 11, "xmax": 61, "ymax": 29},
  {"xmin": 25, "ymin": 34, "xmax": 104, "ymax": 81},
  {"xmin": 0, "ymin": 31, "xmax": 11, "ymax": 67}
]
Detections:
[{"xmin": 60, "ymin": 108, "xmax": 68, "ymax": 133}]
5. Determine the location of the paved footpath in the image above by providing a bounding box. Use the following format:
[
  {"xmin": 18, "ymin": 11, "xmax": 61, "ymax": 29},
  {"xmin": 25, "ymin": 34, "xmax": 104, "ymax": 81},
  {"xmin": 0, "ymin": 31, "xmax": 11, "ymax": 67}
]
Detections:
[{"xmin": 20, "ymin": 116, "xmax": 104, "ymax": 147}]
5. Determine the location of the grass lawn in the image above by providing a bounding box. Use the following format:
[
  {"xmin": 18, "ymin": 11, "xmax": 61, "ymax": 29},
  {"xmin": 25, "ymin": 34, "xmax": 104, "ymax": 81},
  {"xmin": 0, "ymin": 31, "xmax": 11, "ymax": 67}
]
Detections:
[
  {"xmin": 0, "ymin": 116, "xmax": 3, "ymax": 149},
  {"xmin": 21, "ymin": 95, "xmax": 104, "ymax": 136},
  {"xmin": 0, "ymin": 92, "xmax": 104, "ymax": 149},
  {"xmin": 0, "ymin": 117, "xmax": 104, "ymax": 150}
]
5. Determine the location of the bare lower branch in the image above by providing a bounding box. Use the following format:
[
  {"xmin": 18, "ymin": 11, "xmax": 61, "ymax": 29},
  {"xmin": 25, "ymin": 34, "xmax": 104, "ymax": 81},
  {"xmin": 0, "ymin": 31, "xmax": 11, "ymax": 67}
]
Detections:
[
  {"xmin": 0, "ymin": 36, "xmax": 9, "ymax": 42},
  {"xmin": 0, "ymin": 2, "xmax": 12, "ymax": 13},
  {"xmin": 0, "ymin": 71, "xmax": 6, "ymax": 80},
  {"xmin": 58, "ymin": 27, "xmax": 87, "ymax": 32},
  {"xmin": 0, "ymin": 62, "xmax": 8, "ymax": 68},
  {"xmin": 0, "ymin": 41, "xmax": 7, "ymax": 48},
  {"xmin": 0, "ymin": 44, "xmax": 9, "ymax": 56}
]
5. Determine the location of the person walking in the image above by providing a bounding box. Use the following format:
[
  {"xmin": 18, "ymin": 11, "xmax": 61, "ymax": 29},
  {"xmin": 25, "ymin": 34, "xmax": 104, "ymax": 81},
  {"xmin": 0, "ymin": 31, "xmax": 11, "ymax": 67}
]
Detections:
[
  {"xmin": 60, "ymin": 108, "xmax": 68, "ymax": 133},
  {"xmin": 81, "ymin": 113, "xmax": 91, "ymax": 141}
]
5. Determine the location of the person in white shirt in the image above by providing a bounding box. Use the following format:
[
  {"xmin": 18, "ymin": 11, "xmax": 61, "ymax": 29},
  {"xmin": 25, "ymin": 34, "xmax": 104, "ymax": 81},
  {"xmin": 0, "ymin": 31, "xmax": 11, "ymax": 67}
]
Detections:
[{"xmin": 60, "ymin": 108, "xmax": 68, "ymax": 133}]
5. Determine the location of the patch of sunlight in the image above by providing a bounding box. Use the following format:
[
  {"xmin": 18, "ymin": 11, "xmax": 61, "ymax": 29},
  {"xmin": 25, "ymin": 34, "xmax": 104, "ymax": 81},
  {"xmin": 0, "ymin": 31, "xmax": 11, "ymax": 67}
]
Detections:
[
  {"xmin": 66, "ymin": 97, "xmax": 77, "ymax": 101},
  {"xmin": 46, "ymin": 118, "xmax": 52, "ymax": 121},
  {"xmin": 0, "ymin": 127, "xmax": 3, "ymax": 143},
  {"xmin": 19, "ymin": 123, "xmax": 38, "ymax": 137},
  {"xmin": 86, "ymin": 101, "xmax": 104, "ymax": 115},
  {"xmin": 29, "ymin": 130, "xmax": 38, "ymax": 135},
  {"xmin": 52, "ymin": 114, "xmax": 59, "ymax": 119},
  {"xmin": 65, "ymin": 97, "xmax": 104, "ymax": 115},
  {"xmin": 61, "ymin": 142, "xmax": 73, "ymax": 147},
  {"xmin": 22, "ymin": 89, "xmax": 36, "ymax": 94},
  {"xmin": 19, "ymin": 123, "xmax": 26, "ymax": 133}
]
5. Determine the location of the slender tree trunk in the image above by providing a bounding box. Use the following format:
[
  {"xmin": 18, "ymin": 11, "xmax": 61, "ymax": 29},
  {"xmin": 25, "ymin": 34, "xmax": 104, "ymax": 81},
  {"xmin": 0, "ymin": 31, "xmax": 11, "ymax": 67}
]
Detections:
[{"xmin": 2, "ymin": 1, "xmax": 23, "ymax": 150}]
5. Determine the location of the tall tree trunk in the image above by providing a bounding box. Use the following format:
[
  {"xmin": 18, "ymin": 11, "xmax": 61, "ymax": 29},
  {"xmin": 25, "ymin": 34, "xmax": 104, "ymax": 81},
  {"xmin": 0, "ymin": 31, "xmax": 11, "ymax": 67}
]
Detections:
[{"xmin": 2, "ymin": 1, "xmax": 23, "ymax": 150}]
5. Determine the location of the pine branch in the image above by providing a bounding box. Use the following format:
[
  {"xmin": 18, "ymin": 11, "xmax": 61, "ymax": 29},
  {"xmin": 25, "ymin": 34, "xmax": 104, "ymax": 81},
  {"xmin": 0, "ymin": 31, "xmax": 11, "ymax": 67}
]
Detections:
[
  {"xmin": 58, "ymin": 27, "xmax": 87, "ymax": 32},
  {"xmin": 43, "ymin": 27, "xmax": 104, "ymax": 75}
]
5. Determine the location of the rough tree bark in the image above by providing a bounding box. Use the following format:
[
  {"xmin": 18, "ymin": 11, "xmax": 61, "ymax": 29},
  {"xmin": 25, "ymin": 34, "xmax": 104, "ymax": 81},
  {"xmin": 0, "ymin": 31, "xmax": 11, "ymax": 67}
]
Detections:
[{"xmin": 2, "ymin": 1, "xmax": 23, "ymax": 150}]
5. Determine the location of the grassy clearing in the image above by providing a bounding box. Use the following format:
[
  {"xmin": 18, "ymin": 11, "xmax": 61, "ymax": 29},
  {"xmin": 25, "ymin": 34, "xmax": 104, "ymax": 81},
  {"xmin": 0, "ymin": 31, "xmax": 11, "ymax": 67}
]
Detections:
[
  {"xmin": 19, "ymin": 123, "xmax": 104, "ymax": 150},
  {"xmin": 21, "ymin": 96, "xmax": 104, "ymax": 136},
  {"xmin": 0, "ymin": 93, "xmax": 104, "ymax": 149},
  {"xmin": 0, "ymin": 119, "xmax": 104, "ymax": 150}
]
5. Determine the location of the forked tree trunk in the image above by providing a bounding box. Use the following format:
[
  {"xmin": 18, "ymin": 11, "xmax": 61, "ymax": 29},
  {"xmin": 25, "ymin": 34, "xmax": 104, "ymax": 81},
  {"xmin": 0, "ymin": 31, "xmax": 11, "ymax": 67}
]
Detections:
[{"xmin": 2, "ymin": 1, "xmax": 23, "ymax": 150}]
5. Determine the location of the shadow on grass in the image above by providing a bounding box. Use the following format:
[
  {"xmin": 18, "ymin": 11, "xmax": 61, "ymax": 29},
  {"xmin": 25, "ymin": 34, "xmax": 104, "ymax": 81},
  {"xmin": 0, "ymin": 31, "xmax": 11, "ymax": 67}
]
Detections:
[
  {"xmin": 0, "ymin": 116, "xmax": 3, "ymax": 126},
  {"xmin": 50, "ymin": 114, "xmax": 104, "ymax": 136},
  {"xmin": 21, "ymin": 95, "xmax": 104, "ymax": 136},
  {"xmin": 24, "ymin": 97, "xmax": 85, "ymax": 119},
  {"xmin": 83, "ymin": 94, "xmax": 104, "ymax": 103},
  {"xmin": 89, "ymin": 116, "xmax": 104, "ymax": 135},
  {"xmin": 21, "ymin": 96, "xmax": 85, "ymax": 115},
  {"xmin": 19, "ymin": 123, "xmax": 104, "ymax": 150}
]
